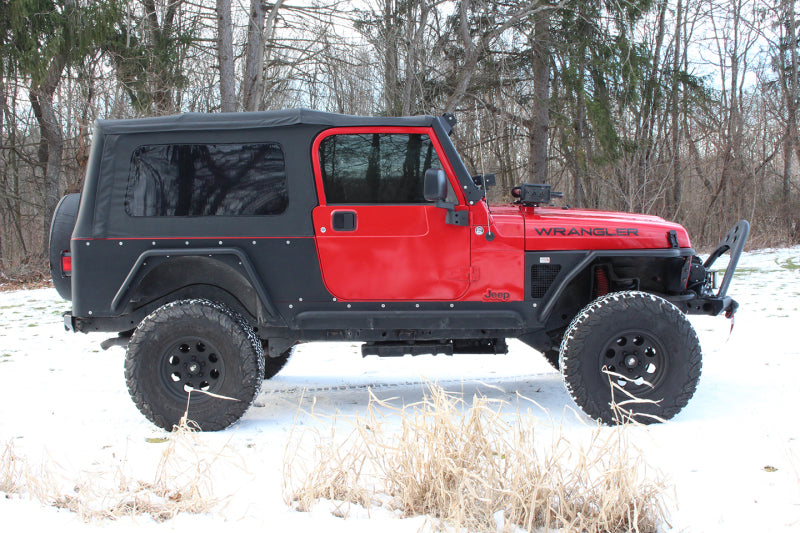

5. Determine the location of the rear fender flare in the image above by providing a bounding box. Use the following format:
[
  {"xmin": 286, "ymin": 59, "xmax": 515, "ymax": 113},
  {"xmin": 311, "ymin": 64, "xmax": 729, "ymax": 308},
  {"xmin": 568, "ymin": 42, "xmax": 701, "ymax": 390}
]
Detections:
[{"xmin": 110, "ymin": 248, "xmax": 281, "ymax": 324}]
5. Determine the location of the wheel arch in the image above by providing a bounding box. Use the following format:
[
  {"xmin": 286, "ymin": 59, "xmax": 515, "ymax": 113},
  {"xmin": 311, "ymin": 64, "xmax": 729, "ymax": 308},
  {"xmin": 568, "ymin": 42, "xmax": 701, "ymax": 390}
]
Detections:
[
  {"xmin": 534, "ymin": 249, "xmax": 694, "ymax": 351},
  {"xmin": 112, "ymin": 250, "xmax": 282, "ymax": 327}
]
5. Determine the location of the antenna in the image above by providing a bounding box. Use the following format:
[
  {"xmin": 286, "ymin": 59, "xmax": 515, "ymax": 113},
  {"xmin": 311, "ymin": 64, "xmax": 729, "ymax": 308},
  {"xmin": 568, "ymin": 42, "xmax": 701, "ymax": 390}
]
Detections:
[{"xmin": 474, "ymin": 103, "xmax": 495, "ymax": 241}]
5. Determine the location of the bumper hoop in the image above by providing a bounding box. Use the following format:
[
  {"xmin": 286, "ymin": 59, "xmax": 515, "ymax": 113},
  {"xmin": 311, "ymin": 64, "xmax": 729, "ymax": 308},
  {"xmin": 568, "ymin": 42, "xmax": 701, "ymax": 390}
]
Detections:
[{"xmin": 703, "ymin": 220, "xmax": 749, "ymax": 299}]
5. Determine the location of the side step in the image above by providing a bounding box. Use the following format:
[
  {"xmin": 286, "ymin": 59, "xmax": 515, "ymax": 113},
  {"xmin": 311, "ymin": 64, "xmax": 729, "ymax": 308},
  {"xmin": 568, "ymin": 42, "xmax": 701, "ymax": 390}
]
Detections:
[
  {"xmin": 361, "ymin": 338, "xmax": 508, "ymax": 357},
  {"xmin": 100, "ymin": 333, "xmax": 131, "ymax": 350},
  {"xmin": 362, "ymin": 342, "xmax": 454, "ymax": 357}
]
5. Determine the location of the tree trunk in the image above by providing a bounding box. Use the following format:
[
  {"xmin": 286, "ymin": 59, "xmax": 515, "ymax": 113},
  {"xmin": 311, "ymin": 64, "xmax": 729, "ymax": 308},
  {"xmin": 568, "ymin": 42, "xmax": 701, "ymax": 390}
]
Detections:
[
  {"xmin": 0, "ymin": 81, "xmax": 4, "ymax": 267},
  {"xmin": 782, "ymin": 0, "xmax": 798, "ymax": 201},
  {"xmin": 242, "ymin": 0, "xmax": 285, "ymax": 112},
  {"xmin": 30, "ymin": 53, "xmax": 68, "ymax": 256},
  {"xmin": 781, "ymin": 0, "xmax": 799, "ymax": 241},
  {"xmin": 242, "ymin": 0, "xmax": 267, "ymax": 112},
  {"xmin": 445, "ymin": 0, "xmax": 478, "ymax": 114},
  {"xmin": 1, "ymin": 87, "xmax": 26, "ymax": 257},
  {"xmin": 530, "ymin": 8, "xmax": 550, "ymax": 183},
  {"xmin": 142, "ymin": 0, "xmax": 180, "ymax": 114},
  {"xmin": 217, "ymin": 0, "xmax": 236, "ymax": 112},
  {"xmin": 637, "ymin": 0, "xmax": 667, "ymax": 213},
  {"xmin": 402, "ymin": 0, "xmax": 429, "ymax": 116},
  {"xmin": 574, "ymin": 61, "xmax": 587, "ymax": 208},
  {"xmin": 670, "ymin": 0, "xmax": 683, "ymax": 219}
]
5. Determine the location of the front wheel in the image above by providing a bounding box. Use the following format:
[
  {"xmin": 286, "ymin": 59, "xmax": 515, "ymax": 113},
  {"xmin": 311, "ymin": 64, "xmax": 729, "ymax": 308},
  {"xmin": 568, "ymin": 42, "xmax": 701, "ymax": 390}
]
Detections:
[
  {"xmin": 559, "ymin": 291, "xmax": 702, "ymax": 424},
  {"xmin": 125, "ymin": 299, "xmax": 265, "ymax": 431}
]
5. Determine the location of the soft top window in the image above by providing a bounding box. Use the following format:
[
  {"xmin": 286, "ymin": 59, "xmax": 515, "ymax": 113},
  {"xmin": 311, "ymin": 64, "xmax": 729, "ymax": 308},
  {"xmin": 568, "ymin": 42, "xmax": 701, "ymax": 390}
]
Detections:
[
  {"xmin": 126, "ymin": 143, "xmax": 288, "ymax": 217},
  {"xmin": 319, "ymin": 133, "xmax": 447, "ymax": 204}
]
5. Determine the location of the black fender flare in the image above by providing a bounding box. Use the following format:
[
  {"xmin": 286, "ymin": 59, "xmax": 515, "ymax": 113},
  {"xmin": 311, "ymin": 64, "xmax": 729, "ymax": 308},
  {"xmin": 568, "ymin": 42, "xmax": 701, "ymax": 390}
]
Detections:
[{"xmin": 109, "ymin": 248, "xmax": 281, "ymax": 323}]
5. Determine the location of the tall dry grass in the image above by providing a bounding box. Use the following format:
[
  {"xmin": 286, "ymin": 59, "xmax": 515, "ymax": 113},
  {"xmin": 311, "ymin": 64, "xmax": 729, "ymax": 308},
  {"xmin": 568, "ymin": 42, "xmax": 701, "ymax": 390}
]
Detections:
[
  {"xmin": 1, "ymin": 442, "xmax": 24, "ymax": 495},
  {"xmin": 284, "ymin": 384, "xmax": 669, "ymax": 532},
  {"xmin": 1, "ymin": 415, "xmax": 225, "ymax": 522}
]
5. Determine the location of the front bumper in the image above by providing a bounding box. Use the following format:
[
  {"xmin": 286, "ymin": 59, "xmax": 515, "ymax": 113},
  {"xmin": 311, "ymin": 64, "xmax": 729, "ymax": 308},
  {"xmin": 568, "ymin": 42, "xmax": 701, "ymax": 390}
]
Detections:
[
  {"xmin": 683, "ymin": 220, "xmax": 749, "ymax": 316},
  {"xmin": 683, "ymin": 295, "xmax": 738, "ymax": 316}
]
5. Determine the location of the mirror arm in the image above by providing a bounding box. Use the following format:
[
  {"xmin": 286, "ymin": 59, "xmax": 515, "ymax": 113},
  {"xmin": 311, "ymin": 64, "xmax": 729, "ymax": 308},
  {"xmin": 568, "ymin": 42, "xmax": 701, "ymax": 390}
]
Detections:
[{"xmin": 435, "ymin": 199, "xmax": 469, "ymax": 226}]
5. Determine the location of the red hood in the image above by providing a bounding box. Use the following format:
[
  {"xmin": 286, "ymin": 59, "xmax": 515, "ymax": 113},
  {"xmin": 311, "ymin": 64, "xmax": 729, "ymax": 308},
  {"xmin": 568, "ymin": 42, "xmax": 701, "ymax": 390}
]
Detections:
[{"xmin": 488, "ymin": 204, "xmax": 692, "ymax": 251}]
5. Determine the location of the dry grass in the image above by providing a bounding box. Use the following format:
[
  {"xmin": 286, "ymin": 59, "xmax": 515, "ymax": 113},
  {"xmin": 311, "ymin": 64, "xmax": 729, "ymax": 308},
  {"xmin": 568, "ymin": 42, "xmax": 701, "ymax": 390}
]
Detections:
[
  {"xmin": 1, "ymin": 442, "xmax": 24, "ymax": 494},
  {"xmin": 1, "ymin": 441, "xmax": 58, "ymax": 503},
  {"xmin": 284, "ymin": 384, "xmax": 669, "ymax": 532},
  {"xmin": 0, "ymin": 257, "xmax": 52, "ymax": 292},
  {"xmin": 52, "ymin": 416, "xmax": 223, "ymax": 522},
  {"xmin": 1, "ymin": 415, "xmax": 226, "ymax": 522}
]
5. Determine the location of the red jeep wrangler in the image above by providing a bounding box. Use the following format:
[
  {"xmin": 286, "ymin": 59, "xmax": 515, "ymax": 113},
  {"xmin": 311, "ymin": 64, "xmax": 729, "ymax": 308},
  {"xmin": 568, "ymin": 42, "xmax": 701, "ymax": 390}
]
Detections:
[{"xmin": 49, "ymin": 110, "xmax": 748, "ymax": 430}]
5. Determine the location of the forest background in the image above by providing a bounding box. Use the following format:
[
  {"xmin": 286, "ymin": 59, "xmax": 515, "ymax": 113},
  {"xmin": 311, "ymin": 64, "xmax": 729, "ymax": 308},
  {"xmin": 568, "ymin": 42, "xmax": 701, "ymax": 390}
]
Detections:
[{"xmin": 1, "ymin": 0, "xmax": 798, "ymax": 279}]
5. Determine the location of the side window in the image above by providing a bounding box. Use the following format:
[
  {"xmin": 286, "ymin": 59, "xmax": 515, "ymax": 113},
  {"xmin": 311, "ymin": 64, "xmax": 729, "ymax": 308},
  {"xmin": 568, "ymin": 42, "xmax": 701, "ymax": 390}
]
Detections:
[
  {"xmin": 126, "ymin": 143, "xmax": 288, "ymax": 217},
  {"xmin": 319, "ymin": 133, "xmax": 455, "ymax": 204}
]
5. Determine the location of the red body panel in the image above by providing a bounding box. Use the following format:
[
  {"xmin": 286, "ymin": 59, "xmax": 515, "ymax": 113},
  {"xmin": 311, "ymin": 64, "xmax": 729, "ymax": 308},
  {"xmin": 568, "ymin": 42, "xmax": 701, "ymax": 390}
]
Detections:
[
  {"xmin": 463, "ymin": 204, "xmax": 526, "ymax": 302},
  {"xmin": 311, "ymin": 126, "xmax": 692, "ymax": 303},
  {"xmin": 312, "ymin": 205, "xmax": 471, "ymax": 301},
  {"xmin": 311, "ymin": 126, "xmax": 471, "ymax": 301}
]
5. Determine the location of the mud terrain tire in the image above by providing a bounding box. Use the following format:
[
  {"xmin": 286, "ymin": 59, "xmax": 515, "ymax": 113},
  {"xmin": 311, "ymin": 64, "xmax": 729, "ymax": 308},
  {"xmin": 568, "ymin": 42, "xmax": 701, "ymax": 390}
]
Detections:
[
  {"xmin": 559, "ymin": 291, "xmax": 701, "ymax": 424},
  {"xmin": 125, "ymin": 299, "xmax": 265, "ymax": 431}
]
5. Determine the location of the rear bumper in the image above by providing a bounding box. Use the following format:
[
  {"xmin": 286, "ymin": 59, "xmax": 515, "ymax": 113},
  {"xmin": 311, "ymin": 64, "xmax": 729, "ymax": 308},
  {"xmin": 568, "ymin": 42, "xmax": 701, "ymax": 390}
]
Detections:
[{"xmin": 63, "ymin": 312, "xmax": 76, "ymax": 332}]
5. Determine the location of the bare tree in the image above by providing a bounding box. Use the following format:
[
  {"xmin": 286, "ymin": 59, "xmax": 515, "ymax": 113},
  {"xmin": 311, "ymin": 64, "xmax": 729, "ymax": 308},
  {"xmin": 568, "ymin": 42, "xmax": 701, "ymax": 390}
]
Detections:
[
  {"xmin": 217, "ymin": 0, "xmax": 236, "ymax": 112},
  {"xmin": 669, "ymin": 0, "xmax": 684, "ymax": 219},
  {"xmin": 242, "ymin": 0, "xmax": 286, "ymax": 111}
]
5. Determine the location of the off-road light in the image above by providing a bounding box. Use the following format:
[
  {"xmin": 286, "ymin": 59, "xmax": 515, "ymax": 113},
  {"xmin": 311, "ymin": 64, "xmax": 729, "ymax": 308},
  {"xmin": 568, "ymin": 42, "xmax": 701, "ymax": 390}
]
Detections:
[{"xmin": 511, "ymin": 183, "xmax": 563, "ymax": 206}]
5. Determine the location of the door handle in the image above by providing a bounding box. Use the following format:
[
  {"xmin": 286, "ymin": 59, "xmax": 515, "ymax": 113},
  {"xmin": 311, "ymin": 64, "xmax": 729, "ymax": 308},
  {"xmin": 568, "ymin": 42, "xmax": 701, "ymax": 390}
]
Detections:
[{"xmin": 332, "ymin": 211, "xmax": 357, "ymax": 231}]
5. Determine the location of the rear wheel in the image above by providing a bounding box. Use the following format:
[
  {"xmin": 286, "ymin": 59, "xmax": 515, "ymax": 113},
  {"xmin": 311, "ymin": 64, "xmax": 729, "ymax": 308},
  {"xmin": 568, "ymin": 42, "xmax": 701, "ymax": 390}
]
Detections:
[
  {"xmin": 125, "ymin": 299, "xmax": 265, "ymax": 431},
  {"xmin": 559, "ymin": 291, "xmax": 701, "ymax": 424}
]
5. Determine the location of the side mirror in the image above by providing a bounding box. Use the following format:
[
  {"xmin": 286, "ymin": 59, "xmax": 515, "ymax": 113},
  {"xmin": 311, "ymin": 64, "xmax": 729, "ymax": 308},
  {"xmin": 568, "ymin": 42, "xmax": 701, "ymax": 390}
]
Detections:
[
  {"xmin": 424, "ymin": 169, "xmax": 448, "ymax": 202},
  {"xmin": 424, "ymin": 169, "xmax": 468, "ymax": 226}
]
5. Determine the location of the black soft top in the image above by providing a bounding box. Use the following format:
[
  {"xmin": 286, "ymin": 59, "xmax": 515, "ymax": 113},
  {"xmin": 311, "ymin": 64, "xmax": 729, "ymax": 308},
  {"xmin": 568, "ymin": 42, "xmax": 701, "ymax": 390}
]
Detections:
[
  {"xmin": 75, "ymin": 108, "xmax": 479, "ymax": 239},
  {"xmin": 96, "ymin": 108, "xmax": 447, "ymax": 135}
]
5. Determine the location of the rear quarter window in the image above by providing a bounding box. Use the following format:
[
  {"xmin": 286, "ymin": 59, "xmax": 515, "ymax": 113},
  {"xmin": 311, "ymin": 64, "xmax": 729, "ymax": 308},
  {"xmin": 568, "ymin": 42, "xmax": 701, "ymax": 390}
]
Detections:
[{"xmin": 126, "ymin": 143, "xmax": 288, "ymax": 217}]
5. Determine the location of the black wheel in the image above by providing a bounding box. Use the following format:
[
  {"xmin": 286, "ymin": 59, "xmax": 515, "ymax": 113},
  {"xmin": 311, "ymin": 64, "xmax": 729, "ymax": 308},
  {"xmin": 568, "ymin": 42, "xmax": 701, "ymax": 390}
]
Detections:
[
  {"xmin": 125, "ymin": 299, "xmax": 265, "ymax": 431},
  {"xmin": 559, "ymin": 291, "xmax": 702, "ymax": 424},
  {"xmin": 260, "ymin": 342, "xmax": 294, "ymax": 379},
  {"xmin": 48, "ymin": 193, "xmax": 80, "ymax": 300}
]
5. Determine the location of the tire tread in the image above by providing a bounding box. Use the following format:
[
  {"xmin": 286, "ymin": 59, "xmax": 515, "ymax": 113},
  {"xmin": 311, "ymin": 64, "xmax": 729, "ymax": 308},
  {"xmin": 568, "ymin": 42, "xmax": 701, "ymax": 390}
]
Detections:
[
  {"xmin": 559, "ymin": 291, "xmax": 702, "ymax": 424},
  {"xmin": 124, "ymin": 299, "xmax": 264, "ymax": 431}
]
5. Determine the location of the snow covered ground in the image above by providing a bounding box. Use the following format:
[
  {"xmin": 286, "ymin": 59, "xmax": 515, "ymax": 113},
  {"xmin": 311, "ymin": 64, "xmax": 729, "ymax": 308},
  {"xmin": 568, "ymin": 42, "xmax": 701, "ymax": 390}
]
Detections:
[{"xmin": 1, "ymin": 247, "xmax": 799, "ymax": 532}]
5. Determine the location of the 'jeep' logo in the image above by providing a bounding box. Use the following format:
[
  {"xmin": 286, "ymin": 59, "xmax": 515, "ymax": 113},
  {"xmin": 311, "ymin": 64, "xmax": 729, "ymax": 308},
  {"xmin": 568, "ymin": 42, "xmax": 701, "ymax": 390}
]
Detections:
[{"xmin": 483, "ymin": 289, "xmax": 510, "ymax": 301}]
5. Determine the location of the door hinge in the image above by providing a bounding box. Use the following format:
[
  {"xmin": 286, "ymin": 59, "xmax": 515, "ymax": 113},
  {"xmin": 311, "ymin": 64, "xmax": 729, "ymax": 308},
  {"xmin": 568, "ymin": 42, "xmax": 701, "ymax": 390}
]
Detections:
[
  {"xmin": 446, "ymin": 266, "xmax": 479, "ymax": 282},
  {"xmin": 470, "ymin": 266, "xmax": 480, "ymax": 281}
]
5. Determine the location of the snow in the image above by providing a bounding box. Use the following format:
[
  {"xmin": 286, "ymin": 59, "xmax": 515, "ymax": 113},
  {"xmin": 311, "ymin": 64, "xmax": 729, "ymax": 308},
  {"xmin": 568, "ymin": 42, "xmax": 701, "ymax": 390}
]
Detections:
[{"xmin": 1, "ymin": 247, "xmax": 799, "ymax": 532}]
